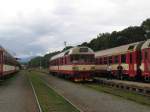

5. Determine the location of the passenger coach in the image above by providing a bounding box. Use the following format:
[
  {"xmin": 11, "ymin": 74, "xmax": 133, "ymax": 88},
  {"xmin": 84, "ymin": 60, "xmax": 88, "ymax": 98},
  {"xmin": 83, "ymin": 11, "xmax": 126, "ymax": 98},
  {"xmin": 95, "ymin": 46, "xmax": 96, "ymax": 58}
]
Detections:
[
  {"xmin": 49, "ymin": 47, "xmax": 95, "ymax": 81},
  {"xmin": 95, "ymin": 39, "xmax": 150, "ymax": 81},
  {"xmin": 0, "ymin": 46, "xmax": 20, "ymax": 79}
]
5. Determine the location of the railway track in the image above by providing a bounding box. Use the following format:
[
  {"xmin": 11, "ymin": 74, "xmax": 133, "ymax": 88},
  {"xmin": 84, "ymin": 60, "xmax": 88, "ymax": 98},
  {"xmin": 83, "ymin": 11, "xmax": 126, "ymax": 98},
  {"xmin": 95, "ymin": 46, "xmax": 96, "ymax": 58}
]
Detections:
[
  {"xmin": 94, "ymin": 77, "xmax": 150, "ymax": 97},
  {"xmin": 28, "ymin": 76, "xmax": 43, "ymax": 112},
  {"xmin": 42, "ymin": 80, "xmax": 83, "ymax": 112},
  {"xmin": 35, "ymin": 69, "xmax": 150, "ymax": 96},
  {"xmin": 39, "ymin": 71, "xmax": 150, "ymax": 112},
  {"xmin": 27, "ymin": 70, "xmax": 80, "ymax": 112}
]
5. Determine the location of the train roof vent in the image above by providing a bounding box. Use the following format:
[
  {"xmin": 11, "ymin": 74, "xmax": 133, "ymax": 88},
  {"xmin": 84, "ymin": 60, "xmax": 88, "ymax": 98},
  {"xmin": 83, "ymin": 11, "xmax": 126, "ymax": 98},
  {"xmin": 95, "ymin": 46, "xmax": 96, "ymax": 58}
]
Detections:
[
  {"xmin": 128, "ymin": 45, "xmax": 135, "ymax": 50},
  {"xmin": 79, "ymin": 47, "xmax": 88, "ymax": 52}
]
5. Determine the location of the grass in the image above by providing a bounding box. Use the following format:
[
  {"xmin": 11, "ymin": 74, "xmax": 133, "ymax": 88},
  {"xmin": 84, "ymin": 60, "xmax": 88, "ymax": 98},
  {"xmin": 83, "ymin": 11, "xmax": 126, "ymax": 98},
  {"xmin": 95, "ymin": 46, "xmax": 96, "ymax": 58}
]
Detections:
[
  {"xmin": 85, "ymin": 83, "xmax": 150, "ymax": 106},
  {"xmin": 26, "ymin": 71, "xmax": 79, "ymax": 112}
]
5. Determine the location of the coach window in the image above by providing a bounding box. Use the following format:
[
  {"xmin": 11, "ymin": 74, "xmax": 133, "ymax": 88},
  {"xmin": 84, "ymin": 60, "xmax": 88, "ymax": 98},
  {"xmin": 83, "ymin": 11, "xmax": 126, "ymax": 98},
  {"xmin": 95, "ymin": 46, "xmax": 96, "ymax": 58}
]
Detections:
[
  {"xmin": 114, "ymin": 56, "xmax": 118, "ymax": 63},
  {"xmin": 54, "ymin": 60, "xmax": 55, "ymax": 65},
  {"xmin": 60, "ymin": 58, "xmax": 63, "ymax": 65},
  {"xmin": 61, "ymin": 58, "xmax": 63, "ymax": 65},
  {"xmin": 63, "ymin": 57, "xmax": 65, "ymax": 65},
  {"xmin": 58, "ymin": 58, "xmax": 60, "ymax": 65},
  {"xmin": 53, "ymin": 60, "xmax": 55, "ymax": 65},
  {"xmin": 95, "ymin": 58, "xmax": 98, "ymax": 64},
  {"xmin": 104, "ymin": 57, "xmax": 107, "ymax": 64},
  {"xmin": 55, "ymin": 59, "xmax": 57, "ymax": 65},
  {"xmin": 55, "ymin": 60, "xmax": 57, "ymax": 65},
  {"xmin": 99, "ymin": 58, "xmax": 102, "ymax": 64},
  {"xmin": 64, "ymin": 57, "xmax": 66, "ymax": 64},
  {"xmin": 109, "ymin": 56, "xmax": 112, "ymax": 64},
  {"xmin": 121, "ymin": 54, "xmax": 126, "ymax": 63},
  {"xmin": 97, "ymin": 58, "xmax": 99, "ymax": 64},
  {"xmin": 52, "ymin": 60, "xmax": 54, "ymax": 65},
  {"xmin": 57, "ymin": 59, "xmax": 59, "ymax": 65},
  {"xmin": 55, "ymin": 60, "xmax": 56, "ymax": 65}
]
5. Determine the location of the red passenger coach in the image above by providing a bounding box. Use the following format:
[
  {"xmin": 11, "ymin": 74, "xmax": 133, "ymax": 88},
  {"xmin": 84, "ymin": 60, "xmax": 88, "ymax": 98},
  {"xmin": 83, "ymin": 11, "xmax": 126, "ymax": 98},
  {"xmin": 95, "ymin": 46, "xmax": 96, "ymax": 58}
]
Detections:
[
  {"xmin": 49, "ymin": 47, "xmax": 95, "ymax": 82},
  {"xmin": 141, "ymin": 39, "xmax": 150, "ymax": 81},
  {"xmin": 95, "ymin": 39, "xmax": 150, "ymax": 82},
  {"xmin": 0, "ymin": 46, "xmax": 20, "ymax": 79}
]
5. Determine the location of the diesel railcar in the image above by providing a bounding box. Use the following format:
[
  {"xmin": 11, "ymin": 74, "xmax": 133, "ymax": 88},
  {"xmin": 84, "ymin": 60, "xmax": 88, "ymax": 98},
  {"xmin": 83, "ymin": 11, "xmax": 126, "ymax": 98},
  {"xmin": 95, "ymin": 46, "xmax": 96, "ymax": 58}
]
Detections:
[
  {"xmin": 0, "ymin": 46, "xmax": 20, "ymax": 79},
  {"xmin": 95, "ymin": 39, "xmax": 150, "ymax": 81},
  {"xmin": 49, "ymin": 47, "xmax": 95, "ymax": 81}
]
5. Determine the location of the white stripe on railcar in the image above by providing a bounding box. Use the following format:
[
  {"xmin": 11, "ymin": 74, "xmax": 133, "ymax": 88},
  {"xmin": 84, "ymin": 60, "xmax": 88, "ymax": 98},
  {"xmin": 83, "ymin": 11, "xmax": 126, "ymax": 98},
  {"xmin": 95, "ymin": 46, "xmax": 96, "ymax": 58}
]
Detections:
[
  {"xmin": 3, "ymin": 65, "xmax": 15, "ymax": 72},
  {"xmin": 50, "ymin": 65, "xmax": 95, "ymax": 71}
]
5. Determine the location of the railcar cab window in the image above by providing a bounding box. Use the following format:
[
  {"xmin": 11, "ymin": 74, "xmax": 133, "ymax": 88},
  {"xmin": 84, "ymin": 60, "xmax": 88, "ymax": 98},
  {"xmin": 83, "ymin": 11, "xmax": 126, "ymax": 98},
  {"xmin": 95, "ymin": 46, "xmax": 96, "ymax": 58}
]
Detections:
[
  {"xmin": 128, "ymin": 45, "xmax": 134, "ymax": 50},
  {"xmin": 71, "ymin": 54, "xmax": 94, "ymax": 64}
]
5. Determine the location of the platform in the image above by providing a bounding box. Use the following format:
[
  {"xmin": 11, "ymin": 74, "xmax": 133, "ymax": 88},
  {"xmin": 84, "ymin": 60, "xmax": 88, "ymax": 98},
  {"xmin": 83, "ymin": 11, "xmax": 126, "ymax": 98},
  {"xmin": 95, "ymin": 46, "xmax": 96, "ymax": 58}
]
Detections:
[{"xmin": 94, "ymin": 77, "xmax": 150, "ymax": 96}]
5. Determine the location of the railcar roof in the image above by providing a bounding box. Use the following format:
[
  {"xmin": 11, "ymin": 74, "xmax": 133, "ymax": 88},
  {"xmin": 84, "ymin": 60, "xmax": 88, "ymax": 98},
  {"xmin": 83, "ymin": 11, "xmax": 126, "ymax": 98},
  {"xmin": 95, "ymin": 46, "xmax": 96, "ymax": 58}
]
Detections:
[
  {"xmin": 0, "ymin": 45, "xmax": 18, "ymax": 61},
  {"xmin": 95, "ymin": 41, "xmax": 140, "ymax": 57},
  {"xmin": 50, "ymin": 46, "xmax": 94, "ymax": 61}
]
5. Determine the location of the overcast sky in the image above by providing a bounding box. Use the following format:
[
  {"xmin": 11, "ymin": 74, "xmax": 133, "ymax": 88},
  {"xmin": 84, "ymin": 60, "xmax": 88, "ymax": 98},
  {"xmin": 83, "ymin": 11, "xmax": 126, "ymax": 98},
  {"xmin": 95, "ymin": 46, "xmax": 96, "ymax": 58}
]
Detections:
[{"xmin": 0, "ymin": 0, "xmax": 149, "ymax": 58}]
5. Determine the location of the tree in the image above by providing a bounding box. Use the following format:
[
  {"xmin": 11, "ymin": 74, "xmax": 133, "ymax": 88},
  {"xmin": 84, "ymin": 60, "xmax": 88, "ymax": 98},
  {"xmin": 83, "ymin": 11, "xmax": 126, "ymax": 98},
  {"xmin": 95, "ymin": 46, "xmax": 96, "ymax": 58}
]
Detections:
[
  {"xmin": 141, "ymin": 18, "xmax": 150, "ymax": 38},
  {"xmin": 28, "ymin": 18, "xmax": 150, "ymax": 68}
]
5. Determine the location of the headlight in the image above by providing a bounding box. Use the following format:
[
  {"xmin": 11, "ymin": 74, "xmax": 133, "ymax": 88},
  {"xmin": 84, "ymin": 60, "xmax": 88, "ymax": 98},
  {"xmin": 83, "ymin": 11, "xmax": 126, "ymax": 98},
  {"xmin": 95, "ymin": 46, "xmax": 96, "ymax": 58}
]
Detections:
[
  {"xmin": 72, "ymin": 66, "xmax": 79, "ymax": 70},
  {"xmin": 91, "ymin": 66, "xmax": 95, "ymax": 70}
]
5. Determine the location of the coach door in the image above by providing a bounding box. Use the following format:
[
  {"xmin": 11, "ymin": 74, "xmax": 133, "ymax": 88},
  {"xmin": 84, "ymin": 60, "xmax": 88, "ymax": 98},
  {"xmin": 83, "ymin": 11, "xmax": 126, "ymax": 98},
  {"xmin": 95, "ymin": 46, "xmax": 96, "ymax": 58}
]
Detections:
[
  {"xmin": 136, "ymin": 42, "xmax": 144, "ymax": 76},
  {"xmin": 128, "ymin": 53, "xmax": 134, "ymax": 77}
]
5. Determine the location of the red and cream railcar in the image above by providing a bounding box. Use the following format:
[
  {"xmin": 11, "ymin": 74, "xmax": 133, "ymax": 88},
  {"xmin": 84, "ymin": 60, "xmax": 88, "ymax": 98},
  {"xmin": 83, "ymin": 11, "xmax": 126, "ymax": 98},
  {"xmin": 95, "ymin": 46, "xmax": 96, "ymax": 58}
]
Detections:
[
  {"xmin": 95, "ymin": 40, "xmax": 150, "ymax": 81},
  {"xmin": 0, "ymin": 46, "xmax": 20, "ymax": 79},
  {"xmin": 49, "ymin": 47, "xmax": 95, "ymax": 81}
]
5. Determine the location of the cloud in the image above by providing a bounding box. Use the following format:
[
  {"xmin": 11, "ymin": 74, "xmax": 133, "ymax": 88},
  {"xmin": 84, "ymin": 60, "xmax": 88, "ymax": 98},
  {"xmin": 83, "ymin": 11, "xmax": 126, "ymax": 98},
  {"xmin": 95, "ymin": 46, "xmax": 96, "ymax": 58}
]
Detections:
[{"xmin": 0, "ymin": 0, "xmax": 149, "ymax": 58}]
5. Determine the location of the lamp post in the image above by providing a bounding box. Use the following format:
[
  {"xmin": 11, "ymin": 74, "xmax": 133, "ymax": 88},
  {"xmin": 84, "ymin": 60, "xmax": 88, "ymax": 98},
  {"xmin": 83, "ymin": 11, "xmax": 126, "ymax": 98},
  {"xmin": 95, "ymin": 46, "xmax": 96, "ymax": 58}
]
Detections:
[{"xmin": 64, "ymin": 41, "xmax": 67, "ymax": 48}]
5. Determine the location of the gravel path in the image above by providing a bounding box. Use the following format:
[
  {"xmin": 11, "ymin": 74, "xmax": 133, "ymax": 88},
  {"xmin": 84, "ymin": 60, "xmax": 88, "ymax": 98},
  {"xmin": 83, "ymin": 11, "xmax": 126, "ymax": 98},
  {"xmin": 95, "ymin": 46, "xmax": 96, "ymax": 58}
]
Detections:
[
  {"xmin": 41, "ymin": 73, "xmax": 150, "ymax": 112},
  {"xmin": 0, "ymin": 72, "xmax": 38, "ymax": 112}
]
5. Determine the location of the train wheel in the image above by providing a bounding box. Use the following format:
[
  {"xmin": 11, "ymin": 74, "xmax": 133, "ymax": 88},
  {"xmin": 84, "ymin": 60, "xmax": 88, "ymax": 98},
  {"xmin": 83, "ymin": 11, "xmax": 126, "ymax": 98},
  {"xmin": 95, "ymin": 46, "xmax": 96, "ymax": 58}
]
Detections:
[{"xmin": 144, "ymin": 76, "xmax": 150, "ymax": 82}]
